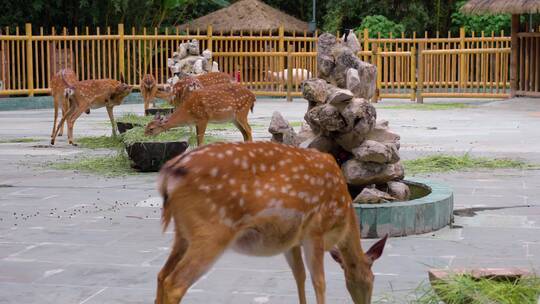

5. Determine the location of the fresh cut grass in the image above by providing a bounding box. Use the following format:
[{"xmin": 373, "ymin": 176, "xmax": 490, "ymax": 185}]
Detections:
[
  {"xmin": 380, "ymin": 103, "xmax": 472, "ymax": 110},
  {"xmin": 413, "ymin": 274, "xmax": 540, "ymax": 304},
  {"xmin": 51, "ymin": 152, "xmax": 136, "ymax": 176},
  {"xmin": 404, "ymin": 154, "xmax": 532, "ymax": 175}
]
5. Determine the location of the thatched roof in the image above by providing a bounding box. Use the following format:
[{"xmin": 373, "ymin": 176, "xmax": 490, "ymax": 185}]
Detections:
[
  {"xmin": 179, "ymin": 0, "xmax": 310, "ymax": 33},
  {"xmin": 461, "ymin": 0, "xmax": 540, "ymax": 14}
]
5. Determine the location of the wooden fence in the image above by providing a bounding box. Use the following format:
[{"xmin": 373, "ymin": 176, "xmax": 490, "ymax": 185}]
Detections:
[{"xmin": 0, "ymin": 24, "xmax": 512, "ymax": 101}]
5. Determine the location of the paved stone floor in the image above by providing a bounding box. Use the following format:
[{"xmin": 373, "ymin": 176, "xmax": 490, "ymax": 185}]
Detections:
[{"xmin": 0, "ymin": 97, "xmax": 540, "ymax": 303}]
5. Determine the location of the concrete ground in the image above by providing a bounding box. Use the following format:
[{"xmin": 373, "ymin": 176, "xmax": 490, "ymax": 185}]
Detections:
[{"xmin": 0, "ymin": 97, "xmax": 540, "ymax": 303}]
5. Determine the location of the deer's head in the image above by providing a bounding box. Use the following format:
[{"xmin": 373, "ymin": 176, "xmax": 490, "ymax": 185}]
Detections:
[
  {"xmin": 111, "ymin": 74, "xmax": 133, "ymax": 100},
  {"xmin": 145, "ymin": 113, "xmax": 169, "ymax": 136},
  {"xmin": 330, "ymin": 234, "xmax": 388, "ymax": 303},
  {"xmin": 142, "ymin": 74, "xmax": 156, "ymax": 89}
]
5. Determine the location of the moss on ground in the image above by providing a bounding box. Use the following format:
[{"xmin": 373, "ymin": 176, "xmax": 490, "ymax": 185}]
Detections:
[{"xmin": 404, "ymin": 154, "xmax": 533, "ymax": 175}]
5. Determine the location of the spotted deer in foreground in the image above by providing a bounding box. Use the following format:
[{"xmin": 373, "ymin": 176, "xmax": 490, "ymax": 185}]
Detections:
[
  {"xmin": 50, "ymin": 69, "xmax": 79, "ymax": 138},
  {"xmin": 141, "ymin": 74, "xmax": 174, "ymax": 110},
  {"xmin": 145, "ymin": 82, "xmax": 254, "ymax": 146},
  {"xmin": 155, "ymin": 141, "xmax": 387, "ymax": 304},
  {"xmin": 170, "ymin": 72, "xmax": 233, "ymax": 107},
  {"xmin": 51, "ymin": 74, "xmax": 133, "ymax": 145}
]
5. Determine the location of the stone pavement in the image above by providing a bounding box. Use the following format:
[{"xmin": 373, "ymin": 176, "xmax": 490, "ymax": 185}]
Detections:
[{"xmin": 0, "ymin": 97, "xmax": 539, "ymax": 303}]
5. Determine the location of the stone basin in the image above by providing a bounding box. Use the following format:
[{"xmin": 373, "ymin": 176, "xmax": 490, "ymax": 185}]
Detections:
[{"xmin": 355, "ymin": 178, "xmax": 454, "ymax": 238}]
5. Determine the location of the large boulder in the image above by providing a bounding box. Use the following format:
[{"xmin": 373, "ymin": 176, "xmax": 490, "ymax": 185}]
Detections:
[
  {"xmin": 353, "ymin": 187, "xmax": 395, "ymax": 204},
  {"xmin": 300, "ymin": 135, "xmax": 339, "ymax": 154},
  {"xmin": 326, "ymin": 87, "xmax": 354, "ymax": 105},
  {"xmin": 331, "ymin": 45, "xmax": 362, "ymax": 88},
  {"xmin": 365, "ymin": 120, "xmax": 401, "ymax": 149},
  {"xmin": 342, "ymin": 160, "xmax": 405, "ymax": 186},
  {"xmin": 387, "ymin": 181, "xmax": 411, "ymax": 201},
  {"xmin": 342, "ymin": 30, "xmax": 361, "ymax": 54},
  {"xmin": 304, "ymin": 104, "xmax": 346, "ymax": 135},
  {"xmin": 317, "ymin": 33, "xmax": 338, "ymax": 80},
  {"xmin": 351, "ymin": 61, "xmax": 377, "ymax": 100},
  {"xmin": 187, "ymin": 39, "xmax": 200, "ymax": 55},
  {"xmin": 268, "ymin": 111, "xmax": 300, "ymax": 146},
  {"xmin": 302, "ymin": 79, "xmax": 328, "ymax": 104},
  {"xmin": 352, "ymin": 140, "xmax": 400, "ymax": 164}
]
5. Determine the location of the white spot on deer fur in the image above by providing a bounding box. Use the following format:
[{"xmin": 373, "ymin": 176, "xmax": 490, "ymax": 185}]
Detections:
[
  {"xmin": 229, "ymin": 179, "xmax": 236, "ymax": 185},
  {"xmin": 239, "ymin": 198, "xmax": 245, "ymax": 207},
  {"xmin": 241, "ymin": 184, "xmax": 248, "ymax": 193},
  {"xmin": 241, "ymin": 159, "xmax": 249, "ymax": 170},
  {"xmin": 260, "ymin": 164, "xmax": 266, "ymax": 171},
  {"xmin": 226, "ymin": 150, "xmax": 233, "ymax": 156},
  {"xmin": 210, "ymin": 168, "xmax": 219, "ymax": 177},
  {"xmin": 219, "ymin": 207, "xmax": 226, "ymax": 218},
  {"xmin": 255, "ymin": 190, "xmax": 262, "ymax": 197}
]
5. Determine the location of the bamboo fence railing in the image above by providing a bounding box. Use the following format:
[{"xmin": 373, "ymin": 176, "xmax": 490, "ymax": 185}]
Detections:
[{"xmin": 0, "ymin": 24, "xmax": 513, "ymax": 101}]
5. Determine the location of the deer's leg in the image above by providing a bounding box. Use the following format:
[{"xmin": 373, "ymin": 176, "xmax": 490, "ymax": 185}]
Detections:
[
  {"xmin": 67, "ymin": 108, "xmax": 86, "ymax": 146},
  {"xmin": 303, "ymin": 237, "xmax": 326, "ymax": 304},
  {"xmin": 59, "ymin": 97, "xmax": 68, "ymax": 136},
  {"xmin": 284, "ymin": 246, "xmax": 307, "ymax": 304},
  {"xmin": 51, "ymin": 97, "xmax": 59, "ymax": 138},
  {"xmin": 235, "ymin": 115, "xmax": 252, "ymax": 141},
  {"xmin": 162, "ymin": 232, "xmax": 230, "ymax": 304},
  {"xmin": 156, "ymin": 232, "xmax": 189, "ymax": 304},
  {"xmin": 51, "ymin": 106, "xmax": 76, "ymax": 145},
  {"xmin": 232, "ymin": 120, "xmax": 249, "ymax": 142},
  {"xmin": 195, "ymin": 121, "xmax": 208, "ymax": 146},
  {"xmin": 106, "ymin": 106, "xmax": 117, "ymax": 137}
]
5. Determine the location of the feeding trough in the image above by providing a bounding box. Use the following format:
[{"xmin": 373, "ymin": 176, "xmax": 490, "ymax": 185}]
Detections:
[
  {"xmin": 125, "ymin": 141, "xmax": 188, "ymax": 172},
  {"xmin": 123, "ymin": 127, "xmax": 191, "ymax": 172},
  {"xmin": 116, "ymin": 114, "xmax": 153, "ymax": 134}
]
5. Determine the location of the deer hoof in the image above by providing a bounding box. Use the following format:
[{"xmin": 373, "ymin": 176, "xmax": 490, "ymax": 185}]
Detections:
[{"xmin": 50, "ymin": 140, "xmax": 55, "ymax": 145}]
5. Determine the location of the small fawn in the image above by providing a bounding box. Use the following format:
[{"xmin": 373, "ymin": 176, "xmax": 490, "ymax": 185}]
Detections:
[
  {"xmin": 51, "ymin": 73, "xmax": 133, "ymax": 145},
  {"xmin": 170, "ymin": 72, "xmax": 232, "ymax": 107},
  {"xmin": 50, "ymin": 69, "xmax": 79, "ymax": 138},
  {"xmin": 145, "ymin": 82, "xmax": 255, "ymax": 146},
  {"xmin": 155, "ymin": 141, "xmax": 387, "ymax": 304},
  {"xmin": 141, "ymin": 74, "xmax": 174, "ymax": 110}
]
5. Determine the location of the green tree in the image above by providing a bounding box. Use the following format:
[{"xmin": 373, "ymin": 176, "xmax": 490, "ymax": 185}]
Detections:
[
  {"xmin": 357, "ymin": 15, "xmax": 405, "ymax": 38},
  {"xmin": 450, "ymin": 0, "xmax": 511, "ymax": 34}
]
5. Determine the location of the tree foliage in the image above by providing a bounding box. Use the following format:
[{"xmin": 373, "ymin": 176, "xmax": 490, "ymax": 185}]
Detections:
[
  {"xmin": 0, "ymin": 0, "xmax": 525, "ymax": 36},
  {"xmin": 357, "ymin": 15, "xmax": 405, "ymax": 38}
]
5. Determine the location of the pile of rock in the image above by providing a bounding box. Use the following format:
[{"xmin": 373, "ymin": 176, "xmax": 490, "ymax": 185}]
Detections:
[
  {"xmin": 269, "ymin": 32, "xmax": 410, "ymax": 204},
  {"xmin": 165, "ymin": 39, "xmax": 219, "ymax": 88}
]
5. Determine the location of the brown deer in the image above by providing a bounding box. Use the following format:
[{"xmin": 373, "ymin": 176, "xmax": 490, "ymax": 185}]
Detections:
[
  {"xmin": 145, "ymin": 82, "xmax": 254, "ymax": 146},
  {"xmin": 50, "ymin": 69, "xmax": 79, "ymax": 138},
  {"xmin": 50, "ymin": 74, "xmax": 133, "ymax": 146},
  {"xmin": 155, "ymin": 141, "xmax": 387, "ymax": 304},
  {"xmin": 141, "ymin": 74, "xmax": 174, "ymax": 110},
  {"xmin": 170, "ymin": 72, "xmax": 232, "ymax": 107}
]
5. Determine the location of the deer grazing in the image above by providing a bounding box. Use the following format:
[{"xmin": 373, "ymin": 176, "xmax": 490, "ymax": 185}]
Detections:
[
  {"xmin": 50, "ymin": 69, "xmax": 81, "ymax": 138},
  {"xmin": 50, "ymin": 73, "xmax": 133, "ymax": 145},
  {"xmin": 145, "ymin": 82, "xmax": 255, "ymax": 146},
  {"xmin": 141, "ymin": 74, "xmax": 175, "ymax": 110},
  {"xmin": 170, "ymin": 72, "xmax": 232, "ymax": 107},
  {"xmin": 155, "ymin": 141, "xmax": 387, "ymax": 304}
]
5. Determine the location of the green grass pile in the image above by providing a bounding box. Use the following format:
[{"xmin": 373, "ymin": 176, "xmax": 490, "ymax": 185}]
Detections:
[
  {"xmin": 414, "ymin": 275, "xmax": 540, "ymax": 304},
  {"xmin": 52, "ymin": 153, "xmax": 135, "ymax": 176},
  {"xmin": 380, "ymin": 103, "xmax": 472, "ymax": 110},
  {"xmin": 122, "ymin": 127, "xmax": 191, "ymax": 145},
  {"xmin": 404, "ymin": 154, "xmax": 531, "ymax": 175},
  {"xmin": 116, "ymin": 113, "xmax": 153, "ymax": 125},
  {"xmin": 78, "ymin": 135, "xmax": 124, "ymax": 149}
]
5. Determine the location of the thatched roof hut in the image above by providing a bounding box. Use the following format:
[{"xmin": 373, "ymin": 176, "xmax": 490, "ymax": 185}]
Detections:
[
  {"xmin": 461, "ymin": 0, "xmax": 540, "ymax": 14},
  {"xmin": 179, "ymin": 0, "xmax": 310, "ymax": 33},
  {"xmin": 462, "ymin": 0, "xmax": 540, "ymax": 98}
]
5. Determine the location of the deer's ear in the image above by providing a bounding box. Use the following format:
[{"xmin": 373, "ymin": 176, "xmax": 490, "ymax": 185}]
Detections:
[
  {"xmin": 120, "ymin": 73, "xmax": 125, "ymax": 83},
  {"xmin": 366, "ymin": 234, "xmax": 388, "ymax": 264}
]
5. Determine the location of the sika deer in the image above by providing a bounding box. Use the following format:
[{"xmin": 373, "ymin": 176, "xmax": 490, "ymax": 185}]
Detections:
[
  {"xmin": 141, "ymin": 74, "xmax": 174, "ymax": 110},
  {"xmin": 145, "ymin": 82, "xmax": 254, "ymax": 146},
  {"xmin": 170, "ymin": 72, "xmax": 232, "ymax": 107},
  {"xmin": 51, "ymin": 74, "xmax": 133, "ymax": 145},
  {"xmin": 50, "ymin": 69, "xmax": 79, "ymax": 138},
  {"xmin": 155, "ymin": 141, "xmax": 387, "ymax": 304}
]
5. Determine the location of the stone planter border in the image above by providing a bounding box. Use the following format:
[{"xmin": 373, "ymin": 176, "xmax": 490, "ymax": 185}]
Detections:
[{"xmin": 355, "ymin": 178, "xmax": 454, "ymax": 238}]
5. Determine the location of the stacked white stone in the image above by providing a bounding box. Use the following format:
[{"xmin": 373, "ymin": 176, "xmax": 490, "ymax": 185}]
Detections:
[{"xmin": 165, "ymin": 39, "xmax": 220, "ymax": 89}]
